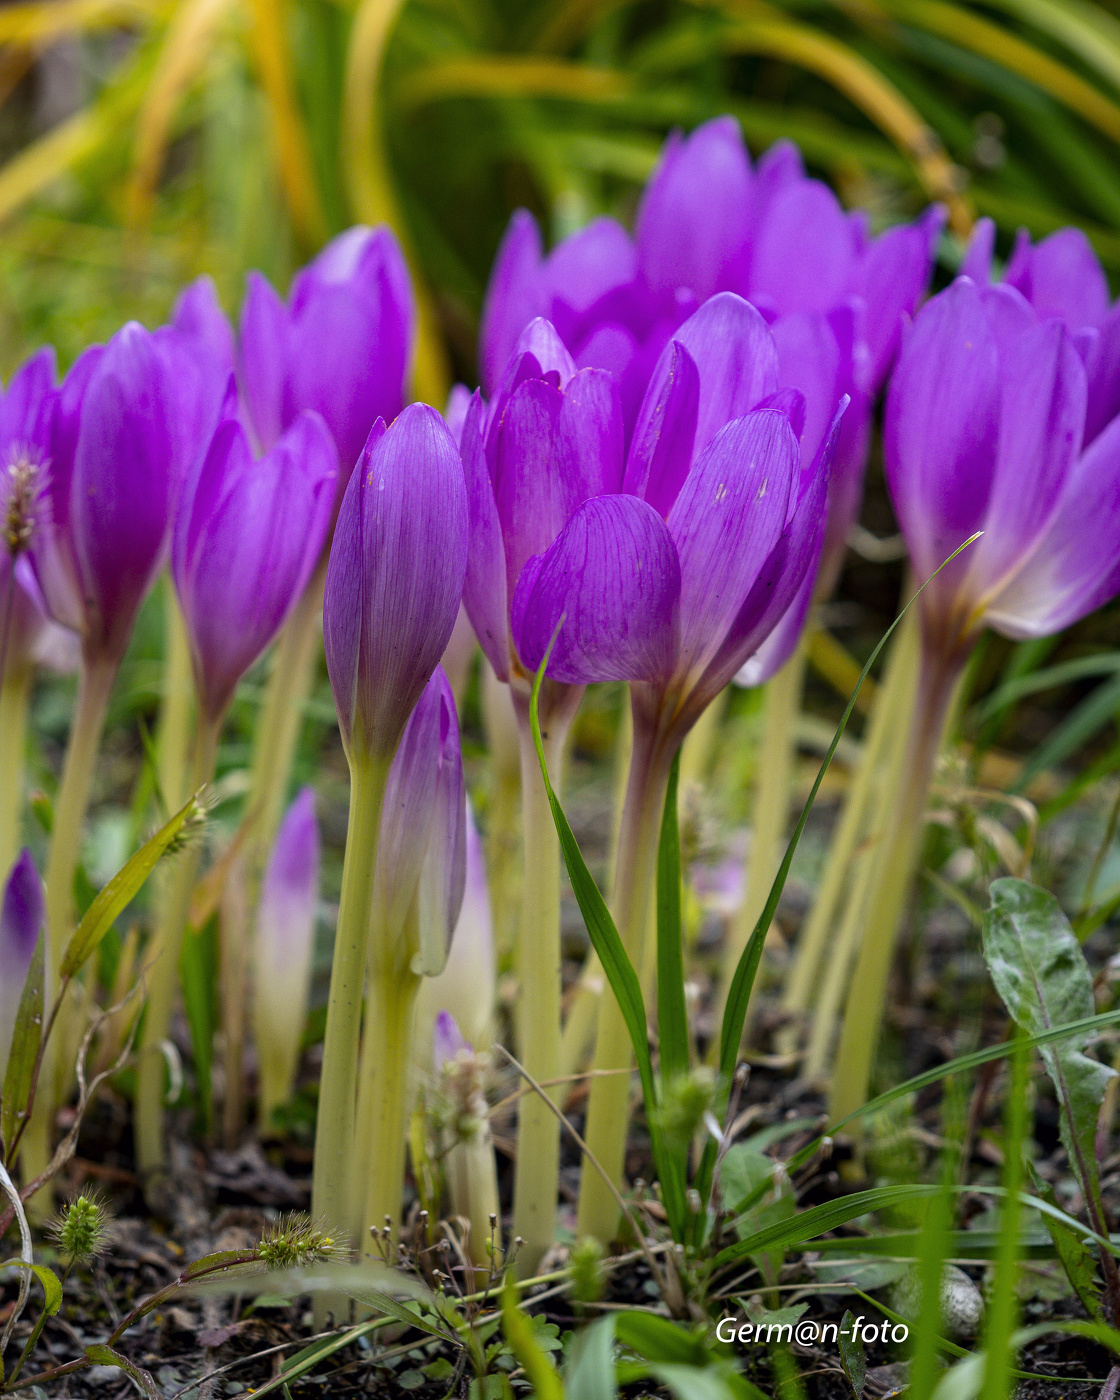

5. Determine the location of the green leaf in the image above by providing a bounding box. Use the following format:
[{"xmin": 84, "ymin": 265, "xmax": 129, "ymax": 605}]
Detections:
[
  {"xmin": 527, "ymin": 651, "xmax": 680, "ymax": 1228},
  {"xmin": 0, "ymin": 1258, "xmax": 62, "ymax": 1314},
  {"xmin": 648, "ymin": 1363, "xmax": 744, "ymax": 1400},
  {"xmin": 982, "ymin": 879, "xmax": 1114, "ymax": 1225},
  {"xmin": 1, "ymin": 932, "xmax": 43, "ymax": 1161},
  {"xmin": 564, "ymin": 1315, "xmax": 617, "ymax": 1400},
  {"xmin": 60, "ymin": 792, "xmax": 200, "ymax": 978},
  {"xmin": 1028, "ymin": 1164, "xmax": 1103, "ymax": 1321},
  {"xmin": 613, "ymin": 1312, "xmax": 709, "ymax": 1367},
  {"xmin": 501, "ymin": 1277, "xmax": 563, "ymax": 1400},
  {"xmin": 1012, "ymin": 670, "xmax": 1120, "ymax": 792},
  {"xmin": 838, "ymin": 1312, "xmax": 867, "ymax": 1400},
  {"xmin": 657, "ymin": 750, "xmax": 688, "ymax": 1084},
  {"xmin": 83, "ymin": 1344, "xmax": 162, "ymax": 1398}
]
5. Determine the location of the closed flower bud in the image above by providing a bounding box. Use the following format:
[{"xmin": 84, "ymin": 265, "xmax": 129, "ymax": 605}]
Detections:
[{"xmin": 0, "ymin": 849, "xmax": 43, "ymax": 1080}]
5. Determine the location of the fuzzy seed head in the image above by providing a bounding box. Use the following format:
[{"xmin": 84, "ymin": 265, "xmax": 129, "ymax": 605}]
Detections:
[
  {"xmin": 258, "ymin": 1213, "xmax": 344, "ymax": 1269},
  {"xmin": 654, "ymin": 1066, "xmax": 721, "ymax": 1153},
  {"xmin": 50, "ymin": 1194, "xmax": 110, "ymax": 1263}
]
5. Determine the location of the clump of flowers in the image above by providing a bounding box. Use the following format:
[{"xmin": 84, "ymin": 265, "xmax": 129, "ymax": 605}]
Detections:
[
  {"xmin": 258, "ymin": 1213, "xmax": 344, "ymax": 1269},
  {"xmin": 49, "ymin": 1193, "xmax": 111, "ymax": 1265}
]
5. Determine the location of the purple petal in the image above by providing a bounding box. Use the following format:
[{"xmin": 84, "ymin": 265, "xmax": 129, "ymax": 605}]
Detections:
[
  {"xmin": 239, "ymin": 271, "xmax": 289, "ymax": 453},
  {"xmin": 771, "ymin": 310, "xmax": 848, "ymax": 475},
  {"xmin": 257, "ymin": 788, "xmax": 319, "ymax": 970},
  {"xmin": 176, "ymin": 411, "xmax": 339, "ymax": 721},
  {"xmin": 31, "ymin": 345, "xmax": 103, "ymax": 635},
  {"xmin": 733, "ymin": 566, "xmax": 815, "ymax": 688},
  {"xmin": 324, "ymin": 404, "xmax": 468, "ymax": 760},
  {"xmin": 444, "ymin": 384, "xmax": 473, "ymax": 447},
  {"xmin": 512, "ymin": 494, "xmax": 680, "ymax": 684},
  {"xmin": 0, "ymin": 347, "xmax": 56, "ymax": 456},
  {"xmin": 545, "ymin": 217, "xmax": 637, "ymax": 313},
  {"xmin": 415, "ymin": 673, "xmax": 466, "ymax": 976},
  {"xmin": 636, "ymin": 116, "xmax": 753, "ymax": 301},
  {"xmin": 511, "ymin": 317, "xmax": 577, "ymax": 386},
  {"xmin": 433, "ymin": 1009, "xmax": 469, "ymax": 1070},
  {"xmin": 978, "ymin": 283, "xmax": 1037, "ymax": 361},
  {"xmin": 854, "ymin": 205, "xmax": 944, "ymax": 388},
  {"xmin": 285, "ymin": 229, "xmax": 413, "ymax": 480},
  {"xmin": 1005, "ymin": 226, "xmax": 1111, "ymax": 329},
  {"xmin": 747, "ymin": 179, "xmax": 856, "ymax": 316},
  {"xmin": 460, "ymin": 393, "xmax": 511, "ymax": 681},
  {"xmin": 960, "ymin": 216, "xmax": 996, "ymax": 285},
  {"xmin": 639, "ymin": 293, "xmax": 780, "ymax": 484},
  {"xmin": 72, "ymin": 323, "xmax": 178, "ymax": 662},
  {"xmin": 0, "ymin": 849, "xmax": 43, "ymax": 1077},
  {"xmin": 698, "ymin": 425, "xmax": 833, "ymax": 702},
  {"xmin": 574, "ymin": 322, "xmax": 638, "ymax": 384},
  {"xmin": 967, "ymin": 319, "xmax": 1085, "ymax": 603},
  {"xmin": 372, "ymin": 667, "xmax": 466, "ymax": 977},
  {"xmin": 985, "ymin": 412, "xmax": 1120, "ymax": 636},
  {"xmin": 751, "ymin": 140, "xmax": 803, "ymax": 232},
  {"xmin": 1084, "ymin": 302, "xmax": 1120, "ymax": 443},
  {"xmin": 491, "ymin": 368, "xmax": 623, "ymax": 599},
  {"xmin": 884, "ymin": 277, "xmax": 1000, "ymax": 588},
  {"xmin": 668, "ymin": 410, "xmax": 798, "ymax": 684},
  {"xmin": 623, "ymin": 340, "xmax": 699, "ymax": 516},
  {"xmin": 480, "ymin": 210, "xmax": 547, "ymax": 396}
]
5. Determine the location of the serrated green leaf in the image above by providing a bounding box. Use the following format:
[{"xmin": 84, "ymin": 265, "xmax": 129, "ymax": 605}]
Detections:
[
  {"xmin": 983, "ymin": 879, "xmax": 1114, "ymax": 1225},
  {"xmin": 1, "ymin": 932, "xmax": 43, "ymax": 1160},
  {"xmin": 60, "ymin": 793, "xmax": 199, "ymax": 978}
]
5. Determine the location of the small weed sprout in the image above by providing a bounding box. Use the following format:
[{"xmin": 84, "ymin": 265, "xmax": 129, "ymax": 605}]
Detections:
[{"xmin": 258, "ymin": 1214, "xmax": 343, "ymax": 1269}]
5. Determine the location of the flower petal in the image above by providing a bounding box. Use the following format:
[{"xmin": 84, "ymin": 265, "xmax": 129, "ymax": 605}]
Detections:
[
  {"xmin": 460, "ymin": 393, "xmax": 511, "ymax": 681},
  {"xmin": 0, "ymin": 849, "xmax": 43, "ymax": 1080},
  {"xmin": 1005, "ymin": 226, "xmax": 1111, "ymax": 329},
  {"xmin": 324, "ymin": 404, "xmax": 468, "ymax": 760},
  {"xmin": 1084, "ymin": 302, "xmax": 1120, "ymax": 443},
  {"xmin": 985, "ymin": 411, "xmax": 1120, "ymax": 637},
  {"xmin": 668, "ymin": 409, "xmax": 797, "ymax": 683},
  {"xmin": 747, "ymin": 179, "xmax": 856, "ymax": 316},
  {"xmin": 512, "ymin": 493, "xmax": 680, "ymax": 684},
  {"xmin": 636, "ymin": 116, "xmax": 753, "ymax": 302},
  {"xmin": 968, "ymin": 318, "xmax": 1086, "ymax": 603},
  {"xmin": 854, "ymin": 205, "xmax": 944, "ymax": 388},
  {"xmin": 480, "ymin": 210, "xmax": 546, "ymax": 396},
  {"xmin": 623, "ymin": 339, "xmax": 699, "ymax": 515},
  {"xmin": 884, "ymin": 277, "xmax": 1000, "ymax": 586},
  {"xmin": 239, "ymin": 271, "xmax": 289, "ymax": 453}
]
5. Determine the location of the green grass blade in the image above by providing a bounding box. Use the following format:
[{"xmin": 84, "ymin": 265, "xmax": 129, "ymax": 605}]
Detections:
[
  {"xmin": 1012, "ymin": 671, "xmax": 1120, "ymax": 792},
  {"xmin": 656, "ymin": 749, "xmax": 689, "ymax": 1084}
]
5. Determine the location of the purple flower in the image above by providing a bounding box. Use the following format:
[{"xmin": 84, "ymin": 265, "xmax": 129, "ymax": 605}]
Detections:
[
  {"xmin": 371, "ymin": 667, "xmax": 466, "ymax": 977},
  {"xmin": 31, "ymin": 324, "xmax": 197, "ymax": 664},
  {"xmin": 481, "ymin": 117, "xmax": 940, "ymax": 589},
  {"xmin": 511, "ymin": 295, "xmax": 842, "ymax": 737},
  {"xmin": 173, "ymin": 409, "xmax": 338, "ymax": 722},
  {"xmin": 964, "ymin": 219, "xmax": 1120, "ymax": 446},
  {"xmin": 0, "ymin": 849, "xmax": 43, "ymax": 1079},
  {"xmin": 240, "ymin": 227, "xmax": 414, "ymax": 483},
  {"xmin": 885, "ymin": 275, "xmax": 1120, "ymax": 656},
  {"xmin": 254, "ymin": 788, "xmax": 320, "ymax": 1119},
  {"xmin": 432, "ymin": 1010, "xmax": 469, "ymax": 1072},
  {"xmin": 416, "ymin": 802, "xmax": 494, "ymax": 1059},
  {"xmin": 461, "ymin": 319, "xmax": 625, "ymax": 686},
  {"xmin": 324, "ymin": 404, "xmax": 468, "ymax": 761}
]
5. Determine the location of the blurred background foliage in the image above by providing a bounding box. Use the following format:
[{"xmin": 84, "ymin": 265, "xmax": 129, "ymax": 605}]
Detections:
[{"xmin": 3, "ymin": 0, "xmax": 1120, "ymax": 395}]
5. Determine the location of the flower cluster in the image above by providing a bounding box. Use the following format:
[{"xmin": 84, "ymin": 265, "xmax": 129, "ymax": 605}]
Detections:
[{"xmin": 6, "ymin": 110, "xmax": 1120, "ymax": 1281}]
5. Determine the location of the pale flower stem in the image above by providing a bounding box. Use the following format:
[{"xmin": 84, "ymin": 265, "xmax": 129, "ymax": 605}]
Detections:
[
  {"xmin": 445, "ymin": 1127, "xmax": 501, "ymax": 1269},
  {"xmin": 246, "ymin": 559, "xmax": 327, "ymax": 875},
  {"xmin": 510, "ymin": 700, "xmax": 571, "ymax": 1277},
  {"xmin": 312, "ymin": 753, "xmax": 392, "ymax": 1247},
  {"xmin": 155, "ymin": 581, "xmax": 195, "ymax": 815},
  {"xmin": 713, "ymin": 641, "xmax": 808, "ymax": 1047},
  {"xmin": 481, "ymin": 664, "xmax": 522, "ymax": 969},
  {"xmin": 783, "ymin": 609, "xmax": 920, "ymax": 1043},
  {"xmin": 804, "ymin": 689, "xmax": 914, "ymax": 1082},
  {"xmin": 829, "ymin": 646, "xmax": 963, "ymax": 1127},
  {"xmin": 576, "ymin": 704, "xmax": 674, "ymax": 1245},
  {"xmin": 220, "ymin": 855, "xmax": 251, "ymax": 1148},
  {"xmin": 0, "ymin": 665, "xmax": 32, "ymax": 879},
  {"xmin": 354, "ymin": 957, "xmax": 421, "ymax": 1249},
  {"xmin": 134, "ymin": 716, "xmax": 222, "ymax": 1178},
  {"xmin": 23, "ymin": 655, "xmax": 117, "ymax": 1212}
]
